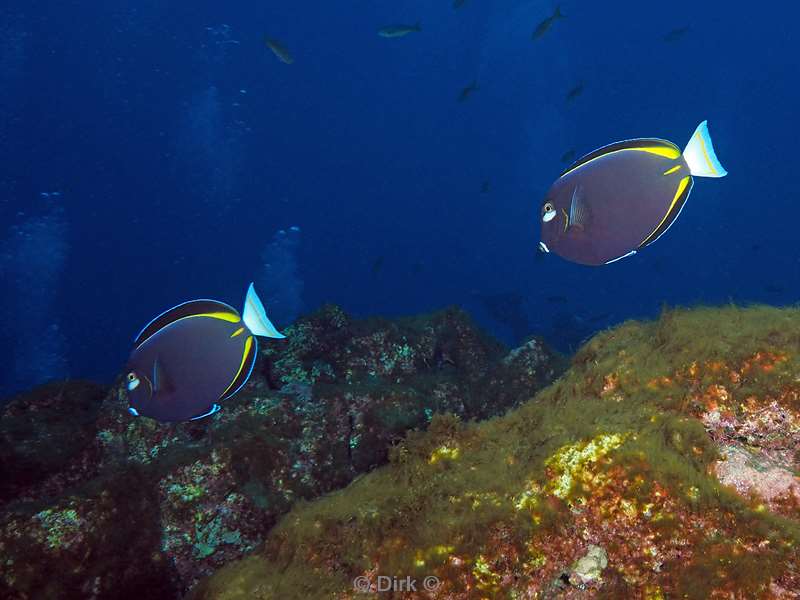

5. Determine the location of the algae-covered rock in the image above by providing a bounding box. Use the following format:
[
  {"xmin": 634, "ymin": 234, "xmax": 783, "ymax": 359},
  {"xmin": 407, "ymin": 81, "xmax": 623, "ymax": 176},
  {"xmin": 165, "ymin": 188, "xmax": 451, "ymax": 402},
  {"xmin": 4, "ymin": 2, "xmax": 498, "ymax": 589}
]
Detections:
[
  {"xmin": 0, "ymin": 468, "xmax": 176, "ymax": 600},
  {"xmin": 0, "ymin": 381, "xmax": 107, "ymax": 507},
  {"xmin": 189, "ymin": 305, "xmax": 800, "ymax": 599},
  {"xmin": 0, "ymin": 305, "xmax": 562, "ymax": 599}
]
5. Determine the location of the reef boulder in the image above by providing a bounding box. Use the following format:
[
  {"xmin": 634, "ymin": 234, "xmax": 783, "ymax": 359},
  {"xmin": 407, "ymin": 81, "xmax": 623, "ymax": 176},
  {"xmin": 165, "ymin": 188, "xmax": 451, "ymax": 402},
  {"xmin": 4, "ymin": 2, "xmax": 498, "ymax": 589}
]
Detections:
[
  {"xmin": 0, "ymin": 305, "xmax": 562, "ymax": 599},
  {"xmin": 189, "ymin": 305, "xmax": 800, "ymax": 600}
]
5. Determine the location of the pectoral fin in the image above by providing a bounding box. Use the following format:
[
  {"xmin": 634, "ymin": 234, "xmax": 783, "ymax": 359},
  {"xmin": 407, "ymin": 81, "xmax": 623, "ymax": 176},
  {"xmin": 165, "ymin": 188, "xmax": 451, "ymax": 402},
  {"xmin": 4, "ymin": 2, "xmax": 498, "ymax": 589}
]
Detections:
[
  {"xmin": 568, "ymin": 185, "xmax": 589, "ymax": 229},
  {"xmin": 152, "ymin": 358, "xmax": 174, "ymax": 394}
]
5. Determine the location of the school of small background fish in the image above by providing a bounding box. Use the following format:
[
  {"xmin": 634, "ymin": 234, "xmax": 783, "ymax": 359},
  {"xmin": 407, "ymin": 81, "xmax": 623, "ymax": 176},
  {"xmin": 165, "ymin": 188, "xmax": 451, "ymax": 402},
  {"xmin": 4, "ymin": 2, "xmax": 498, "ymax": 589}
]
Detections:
[{"xmin": 1, "ymin": 1, "xmax": 800, "ymax": 598}]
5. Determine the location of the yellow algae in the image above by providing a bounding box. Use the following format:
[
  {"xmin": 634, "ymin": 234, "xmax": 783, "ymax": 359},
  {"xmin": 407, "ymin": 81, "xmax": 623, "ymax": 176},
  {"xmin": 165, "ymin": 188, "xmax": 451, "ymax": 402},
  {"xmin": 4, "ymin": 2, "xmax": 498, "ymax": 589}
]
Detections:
[
  {"xmin": 686, "ymin": 485, "xmax": 700, "ymax": 501},
  {"xmin": 428, "ymin": 444, "xmax": 460, "ymax": 464},
  {"xmin": 472, "ymin": 555, "xmax": 501, "ymax": 590},
  {"xmin": 644, "ymin": 585, "xmax": 665, "ymax": 600},
  {"xmin": 546, "ymin": 433, "xmax": 626, "ymax": 499},
  {"xmin": 524, "ymin": 543, "xmax": 548, "ymax": 569},
  {"xmin": 414, "ymin": 544, "xmax": 455, "ymax": 568},
  {"xmin": 189, "ymin": 305, "xmax": 800, "ymax": 600},
  {"xmin": 513, "ymin": 481, "xmax": 542, "ymax": 511}
]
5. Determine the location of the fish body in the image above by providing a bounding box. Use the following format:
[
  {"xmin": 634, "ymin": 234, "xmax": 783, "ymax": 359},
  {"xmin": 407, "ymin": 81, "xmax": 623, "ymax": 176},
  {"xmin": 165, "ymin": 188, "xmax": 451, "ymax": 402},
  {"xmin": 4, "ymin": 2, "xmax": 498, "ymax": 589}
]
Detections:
[
  {"xmin": 266, "ymin": 38, "xmax": 293, "ymax": 64},
  {"xmin": 538, "ymin": 121, "xmax": 727, "ymax": 266},
  {"xmin": 378, "ymin": 22, "xmax": 421, "ymax": 38},
  {"xmin": 664, "ymin": 26, "xmax": 690, "ymax": 42},
  {"xmin": 566, "ymin": 82, "xmax": 584, "ymax": 102},
  {"xmin": 533, "ymin": 5, "xmax": 564, "ymax": 40},
  {"xmin": 459, "ymin": 80, "xmax": 479, "ymax": 102},
  {"xmin": 124, "ymin": 284, "xmax": 284, "ymax": 422}
]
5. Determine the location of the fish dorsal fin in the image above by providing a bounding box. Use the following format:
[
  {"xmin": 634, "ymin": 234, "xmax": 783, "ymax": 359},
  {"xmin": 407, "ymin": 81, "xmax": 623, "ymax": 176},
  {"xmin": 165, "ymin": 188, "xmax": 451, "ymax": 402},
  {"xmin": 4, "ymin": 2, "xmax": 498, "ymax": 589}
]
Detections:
[
  {"xmin": 568, "ymin": 185, "xmax": 589, "ymax": 228},
  {"xmin": 560, "ymin": 138, "xmax": 681, "ymax": 178},
  {"xmin": 134, "ymin": 299, "xmax": 240, "ymax": 348}
]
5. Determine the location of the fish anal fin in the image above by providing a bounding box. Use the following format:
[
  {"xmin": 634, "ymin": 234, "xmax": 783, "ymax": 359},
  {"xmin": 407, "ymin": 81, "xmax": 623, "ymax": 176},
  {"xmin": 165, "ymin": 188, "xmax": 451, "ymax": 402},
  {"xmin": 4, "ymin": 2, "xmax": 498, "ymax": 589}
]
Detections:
[
  {"xmin": 190, "ymin": 404, "xmax": 221, "ymax": 421},
  {"xmin": 221, "ymin": 336, "xmax": 257, "ymax": 400}
]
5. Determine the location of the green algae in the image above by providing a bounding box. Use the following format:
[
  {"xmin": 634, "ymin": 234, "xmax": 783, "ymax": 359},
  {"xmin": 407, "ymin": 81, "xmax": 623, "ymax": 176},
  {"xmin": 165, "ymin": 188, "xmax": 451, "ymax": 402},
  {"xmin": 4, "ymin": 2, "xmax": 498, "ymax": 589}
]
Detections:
[
  {"xmin": 193, "ymin": 515, "xmax": 240, "ymax": 559},
  {"xmin": 189, "ymin": 304, "xmax": 800, "ymax": 599},
  {"xmin": 34, "ymin": 507, "xmax": 81, "ymax": 550}
]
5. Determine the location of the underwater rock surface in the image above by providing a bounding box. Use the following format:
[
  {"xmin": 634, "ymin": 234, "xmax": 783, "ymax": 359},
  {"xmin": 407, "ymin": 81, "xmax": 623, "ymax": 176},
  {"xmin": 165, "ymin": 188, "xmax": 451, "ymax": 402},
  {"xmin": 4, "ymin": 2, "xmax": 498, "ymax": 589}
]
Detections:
[
  {"xmin": 0, "ymin": 305, "xmax": 561, "ymax": 599},
  {"xmin": 189, "ymin": 305, "xmax": 800, "ymax": 600}
]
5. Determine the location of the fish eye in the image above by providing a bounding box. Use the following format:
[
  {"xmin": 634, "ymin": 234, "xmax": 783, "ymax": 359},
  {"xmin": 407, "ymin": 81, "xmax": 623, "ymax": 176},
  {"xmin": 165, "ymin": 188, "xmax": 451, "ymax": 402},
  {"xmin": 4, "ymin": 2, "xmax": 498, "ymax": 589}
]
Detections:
[
  {"xmin": 126, "ymin": 372, "xmax": 141, "ymax": 391},
  {"xmin": 542, "ymin": 202, "xmax": 557, "ymax": 223}
]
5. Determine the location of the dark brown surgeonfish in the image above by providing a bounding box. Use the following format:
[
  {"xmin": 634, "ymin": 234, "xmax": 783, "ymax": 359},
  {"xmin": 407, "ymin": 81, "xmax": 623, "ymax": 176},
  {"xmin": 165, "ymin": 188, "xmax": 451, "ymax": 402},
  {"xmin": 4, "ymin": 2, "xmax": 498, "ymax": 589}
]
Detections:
[
  {"xmin": 538, "ymin": 121, "xmax": 727, "ymax": 266},
  {"xmin": 124, "ymin": 283, "xmax": 285, "ymax": 422}
]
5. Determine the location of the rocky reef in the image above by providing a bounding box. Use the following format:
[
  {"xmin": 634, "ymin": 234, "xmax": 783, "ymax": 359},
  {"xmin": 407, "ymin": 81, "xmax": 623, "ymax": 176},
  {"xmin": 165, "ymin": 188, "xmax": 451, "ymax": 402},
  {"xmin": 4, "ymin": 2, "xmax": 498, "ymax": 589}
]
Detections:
[
  {"xmin": 0, "ymin": 305, "xmax": 562, "ymax": 599},
  {"xmin": 188, "ymin": 305, "xmax": 800, "ymax": 599}
]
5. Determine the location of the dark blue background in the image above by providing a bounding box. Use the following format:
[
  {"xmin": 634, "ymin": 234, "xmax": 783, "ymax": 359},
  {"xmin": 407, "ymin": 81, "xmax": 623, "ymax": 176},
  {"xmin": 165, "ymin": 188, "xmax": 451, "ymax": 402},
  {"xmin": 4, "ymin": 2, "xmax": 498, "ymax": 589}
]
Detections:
[{"xmin": 1, "ymin": 0, "xmax": 797, "ymax": 396}]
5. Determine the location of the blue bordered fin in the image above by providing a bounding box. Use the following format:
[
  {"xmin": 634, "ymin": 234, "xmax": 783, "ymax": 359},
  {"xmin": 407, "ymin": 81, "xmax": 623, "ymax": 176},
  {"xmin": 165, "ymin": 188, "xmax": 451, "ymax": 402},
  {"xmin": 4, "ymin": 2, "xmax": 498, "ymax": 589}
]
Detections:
[
  {"xmin": 134, "ymin": 299, "xmax": 240, "ymax": 347},
  {"xmin": 221, "ymin": 337, "xmax": 258, "ymax": 400},
  {"xmin": 604, "ymin": 249, "xmax": 637, "ymax": 265},
  {"xmin": 190, "ymin": 404, "xmax": 221, "ymax": 421},
  {"xmin": 560, "ymin": 138, "xmax": 680, "ymax": 178}
]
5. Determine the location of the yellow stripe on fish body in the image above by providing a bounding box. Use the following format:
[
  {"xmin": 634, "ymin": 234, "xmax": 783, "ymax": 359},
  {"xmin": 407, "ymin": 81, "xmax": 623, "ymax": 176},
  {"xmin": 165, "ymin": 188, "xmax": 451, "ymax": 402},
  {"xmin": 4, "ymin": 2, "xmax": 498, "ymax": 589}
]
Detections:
[
  {"xmin": 635, "ymin": 146, "xmax": 681, "ymax": 160},
  {"xmin": 539, "ymin": 122, "xmax": 726, "ymax": 267},
  {"xmin": 560, "ymin": 140, "xmax": 681, "ymax": 178},
  {"xmin": 220, "ymin": 335, "xmax": 254, "ymax": 399},
  {"xmin": 639, "ymin": 176, "xmax": 692, "ymax": 247},
  {"xmin": 190, "ymin": 312, "xmax": 241, "ymax": 323}
]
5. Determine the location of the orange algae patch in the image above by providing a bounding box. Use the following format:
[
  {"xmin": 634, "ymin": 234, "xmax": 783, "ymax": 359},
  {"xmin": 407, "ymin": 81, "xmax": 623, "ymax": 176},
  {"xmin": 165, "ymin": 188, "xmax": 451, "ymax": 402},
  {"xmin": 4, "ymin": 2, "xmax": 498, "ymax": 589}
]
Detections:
[
  {"xmin": 189, "ymin": 305, "xmax": 800, "ymax": 600},
  {"xmin": 601, "ymin": 373, "xmax": 619, "ymax": 396},
  {"xmin": 646, "ymin": 376, "xmax": 673, "ymax": 390},
  {"xmin": 741, "ymin": 351, "xmax": 788, "ymax": 375}
]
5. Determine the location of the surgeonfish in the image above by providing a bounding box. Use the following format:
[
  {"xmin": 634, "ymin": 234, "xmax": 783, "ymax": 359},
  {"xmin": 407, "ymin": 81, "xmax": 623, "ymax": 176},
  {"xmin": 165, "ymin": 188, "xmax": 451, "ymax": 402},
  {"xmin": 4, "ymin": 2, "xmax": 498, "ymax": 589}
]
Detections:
[
  {"xmin": 565, "ymin": 82, "xmax": 584, "ymax": 102},
  {"xmin": 265, "ymin": 38, "xmax": 293, "ymax": 64},
  {"xmin": 378, "ymin": 23, "xmax": 421, "ymax": 38},
  {"xmin": 664, "ymin": 26, "xmax": 690, "ymax": 43},
  {"xmin": 124, "ymin": 283, "xmax": 285, "ymax": 422},
  {"xmin": 538, "ymin": 121, "xmax": 727, "ymax": 266},
  {"xmin": 532, "ymin": 5, "xmax": 564, "ymax": 40},
  {"xmin": 458, "ymin": 80, "xmax": 479, "ymax": 102}
]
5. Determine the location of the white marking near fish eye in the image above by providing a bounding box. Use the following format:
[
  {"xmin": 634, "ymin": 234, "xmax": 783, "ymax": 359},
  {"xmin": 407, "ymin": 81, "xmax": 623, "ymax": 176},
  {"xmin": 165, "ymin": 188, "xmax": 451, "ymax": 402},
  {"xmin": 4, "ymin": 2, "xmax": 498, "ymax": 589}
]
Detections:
[
  {"xmin": 543, "ymin": 210, "xmax": 556, "ymax": 223},
  {"xmin": 539, "ymin": 242, "xmax": 550, "ymax": 253},
  {"xmin": 127, "ymin": 378, "xmax": 140, "ymax": 391}
]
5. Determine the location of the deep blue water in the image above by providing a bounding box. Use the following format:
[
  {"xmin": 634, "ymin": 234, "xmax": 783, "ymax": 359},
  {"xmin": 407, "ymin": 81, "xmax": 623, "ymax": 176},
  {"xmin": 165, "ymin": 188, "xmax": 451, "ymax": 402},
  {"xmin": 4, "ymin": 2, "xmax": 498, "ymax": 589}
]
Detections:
[{"xmin": 1, "ymin": 0, "xmax": 798, "ymax": 398}]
